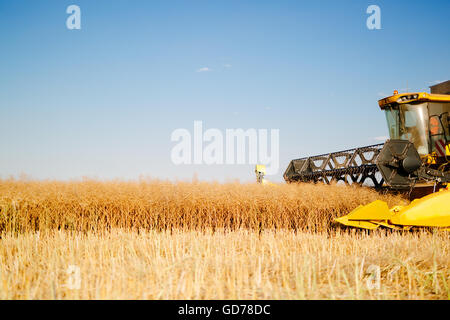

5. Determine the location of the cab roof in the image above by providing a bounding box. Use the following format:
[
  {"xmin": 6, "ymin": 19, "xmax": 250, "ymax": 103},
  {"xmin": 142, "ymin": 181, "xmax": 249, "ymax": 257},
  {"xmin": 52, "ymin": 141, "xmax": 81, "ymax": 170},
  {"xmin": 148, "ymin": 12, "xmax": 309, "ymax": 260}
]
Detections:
[{"xmin": 378, "ymin": 92, "xmax": 450, "ymax": 109}]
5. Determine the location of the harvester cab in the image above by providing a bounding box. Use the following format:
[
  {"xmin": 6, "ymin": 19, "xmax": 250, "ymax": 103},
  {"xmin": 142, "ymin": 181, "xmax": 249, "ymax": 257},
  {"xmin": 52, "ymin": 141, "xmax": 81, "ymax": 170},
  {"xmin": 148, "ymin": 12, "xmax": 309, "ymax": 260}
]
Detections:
[
  {"xmin": 380, "ymin": 91, "xmax": 450, "ymax": 159},
  {"xmin": 375, "ymin": 90, "xmax": 450, "ymax": 192}
]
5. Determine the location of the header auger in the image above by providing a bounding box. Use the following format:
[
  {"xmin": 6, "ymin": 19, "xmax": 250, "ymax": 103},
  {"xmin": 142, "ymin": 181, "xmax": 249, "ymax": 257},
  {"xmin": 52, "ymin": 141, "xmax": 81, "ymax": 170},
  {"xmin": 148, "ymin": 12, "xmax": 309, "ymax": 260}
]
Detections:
[{"xmin": 283, "ymin": 80, "xmax": 450, "ymax": 230}]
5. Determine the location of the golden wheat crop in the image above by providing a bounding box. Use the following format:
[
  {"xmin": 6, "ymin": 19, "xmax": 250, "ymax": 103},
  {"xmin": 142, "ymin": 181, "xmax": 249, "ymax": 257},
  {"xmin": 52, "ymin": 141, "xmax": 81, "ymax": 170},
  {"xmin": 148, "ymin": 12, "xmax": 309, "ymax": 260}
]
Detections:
[
  {"xmin": 3, "ymin": 179, "xmax": 447, "ymax": 300},
  {"xmin": 0, "ymin": 179, "xmax": 406, "ymax": 233}
]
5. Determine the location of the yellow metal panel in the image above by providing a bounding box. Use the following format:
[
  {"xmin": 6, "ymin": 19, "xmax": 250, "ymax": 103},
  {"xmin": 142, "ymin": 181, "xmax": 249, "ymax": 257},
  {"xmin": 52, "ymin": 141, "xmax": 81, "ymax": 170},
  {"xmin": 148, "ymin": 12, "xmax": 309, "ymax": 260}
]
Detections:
[
  {"xmin": 345, "ymin": 200, "xmax": 392, "ymax": 221},
  {"xmin": 378, "ymin": 92, "xmax": 450, "ymax": 109},
  {"xmin": 334, "ymin": 215, "xmax": 380, "ymax": 230},
  {"xmin": 371, "ymin": 221, "xmax": 402, "ymax": 230},
  {"xmin": 334, "ymin": 189, "xmax": 450, "ymax": 230},
  {"xmin": 390, "ymin": 189, "xmax": 450, "ymax": 227}
]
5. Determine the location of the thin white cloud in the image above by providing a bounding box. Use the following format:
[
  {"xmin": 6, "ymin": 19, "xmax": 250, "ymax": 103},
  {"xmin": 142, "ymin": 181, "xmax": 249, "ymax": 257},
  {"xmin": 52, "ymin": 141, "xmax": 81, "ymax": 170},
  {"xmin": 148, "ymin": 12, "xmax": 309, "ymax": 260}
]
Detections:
[
  {"xmin": 373, "ymin": 136, "xmax": 388, "ymax": 142},
  {"xmin": 196, "ymin": 67, "xmax": 211, "ymax": 73},
  {"xmin": 428, "ymin": 80, "xmax": 444, "ymax": 85}
]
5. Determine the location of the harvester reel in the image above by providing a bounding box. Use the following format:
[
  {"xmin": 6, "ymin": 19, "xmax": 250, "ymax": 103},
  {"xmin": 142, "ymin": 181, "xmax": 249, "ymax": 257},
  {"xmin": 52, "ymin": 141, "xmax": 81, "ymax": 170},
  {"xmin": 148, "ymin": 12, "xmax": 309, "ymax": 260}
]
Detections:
[
  {"xmin": 284, "ymin": 144, "xmax": 385, "ymax": 187},
  {"xmin": 375, "ymin": 140, "xmax": 422, "ymax": 190}
]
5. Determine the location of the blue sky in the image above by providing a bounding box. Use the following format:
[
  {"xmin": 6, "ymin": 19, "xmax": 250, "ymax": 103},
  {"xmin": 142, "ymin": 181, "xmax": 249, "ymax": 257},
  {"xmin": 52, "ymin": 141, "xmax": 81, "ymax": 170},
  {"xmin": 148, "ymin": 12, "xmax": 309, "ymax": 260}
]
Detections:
[{"xmin": 0, "ymin": 0, "xmax": 449, "ymax": 182}]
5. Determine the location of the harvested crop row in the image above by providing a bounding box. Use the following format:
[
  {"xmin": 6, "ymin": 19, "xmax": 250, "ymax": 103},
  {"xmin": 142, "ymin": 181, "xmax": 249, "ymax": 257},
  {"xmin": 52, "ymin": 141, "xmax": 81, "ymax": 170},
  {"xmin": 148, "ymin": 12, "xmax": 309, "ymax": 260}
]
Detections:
[{"xmin": 1, "ymin": 229, "xmax": 448, "ymax": 299}]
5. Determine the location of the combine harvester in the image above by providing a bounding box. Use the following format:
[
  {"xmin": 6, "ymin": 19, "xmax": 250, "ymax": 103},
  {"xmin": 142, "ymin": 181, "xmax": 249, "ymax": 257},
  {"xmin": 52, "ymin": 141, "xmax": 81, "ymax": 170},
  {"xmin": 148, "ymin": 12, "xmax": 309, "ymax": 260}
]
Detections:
[{"xmin": 283, "ymin": 80, "xmax": 450, "ymax": 230}]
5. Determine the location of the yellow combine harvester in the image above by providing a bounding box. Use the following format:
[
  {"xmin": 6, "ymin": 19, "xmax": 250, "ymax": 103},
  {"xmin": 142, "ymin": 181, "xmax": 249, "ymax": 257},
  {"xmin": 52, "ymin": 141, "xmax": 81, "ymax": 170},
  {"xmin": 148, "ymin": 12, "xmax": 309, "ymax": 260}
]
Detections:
[
  {"xmin": 255, "ymin": 165, "xmax": 276, "ymax": 186},
  {"xmin": 283, "ymin": 80, "xmax": 450, "ymax": 230}
]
